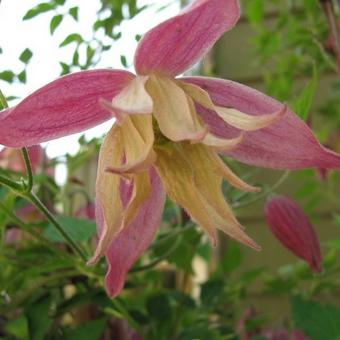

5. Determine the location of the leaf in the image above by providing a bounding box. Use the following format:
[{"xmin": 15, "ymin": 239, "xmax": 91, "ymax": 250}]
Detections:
[
  {"xmin": 200, "ymin": 279, "xmax": 224, "ymax": 305},
  {"xmin": 220, "ymin": 242, "xmax": 244, "ymax": 273},
  {"xmin": 0, "ymin": 70, "xmax": 15, "ymax": 83},
  {"xmin": 59, "ymin": 33, "xmax": 83, "ymax": 47},
  {"xmin": 23, "ymin": 3, "xmax": 56, "ymax": 20},
  {"xmin": 63, "ymin": 319, "xmax": 107, "ymax": 340},
  {"xmin": 246, "ymin": 0, "xmax": 264, "ymax": 24},
  {"xmin": 50, "ymin": 14, "xmax": 63, "ymax": 35},
  {"xmin": 18, "ymin": 70, "xmax": 27, "ymax": 83},
  {"xmin": 59, "ymin": 62, "xmax": 70, "ymax": 75},
  {"xmin": 26, "ymin": 294, "xmax": 52, "ymax": 340},
  {"xmin": 69, "ymin": 7, "xmax": 79, "ymax": 21},
  {"xmin": 5, "ymin": 315, "xmax": 29, "ymax": 340},
  {"xmin": 120, "ymin": 55, "xmax": 127, "ymax": 68},
  {"xmin": 44, "ymin": 216, "xmax": 96, "ymax": 242},
  {"xmin": 292, "ymin": 297, "xmax": 340, "ymax": 340},
  {"xmin": 146, "ymin": 293, "xmax": 172, "ymax": 321},
  {"xmin": 19, "ymin": 48, "xmax": 33, "ymax": 63},
  {"xmin": 292, "ymin": 65, "xmax": 317, "ymax": 121},
  {"xmin": 0, "ymin": 191, "xmax": 15, "ymax": 231}
]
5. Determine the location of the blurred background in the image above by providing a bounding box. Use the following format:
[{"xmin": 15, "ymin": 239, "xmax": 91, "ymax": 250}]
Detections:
[{"xmin": 0, "ymin": 0, "xmax": 340, "ymax": 339}]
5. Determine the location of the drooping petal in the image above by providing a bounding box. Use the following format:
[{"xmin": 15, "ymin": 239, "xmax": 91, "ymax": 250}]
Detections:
[
  {"xmin": 265, "ymin": 196, "xmax": 322, "ymax": 273},
  {"xmin": 182, "ymin": 76, "xmax": 340, "ymax": 169},
  {"xmin": 105, "ymin": 115, "xmax": 156, "ymax": 175},
  {"xmin": 88, "ymin": 126, "xmax": 124, "ymax": 265},
  {"xmin": 134, "ymin": 0, "xmax": 240, "ymax": 77},
  {"xmin": 0, "ymin": 69, "xmax": 134, "ymax": 147},
  {"xmin": 146, "ymin": 75, "xmax": 207, "ymax": 142},
  {"xmin": 111, "ymin": 76, "xmax": 153, "ymax": 114},
  {"xmin": 155, "ymin": 144, "xmax": 260, "ymax": 249},
  {"xmin": 104, "ymin": 169, "xmax": 165, "ymax": 297}
]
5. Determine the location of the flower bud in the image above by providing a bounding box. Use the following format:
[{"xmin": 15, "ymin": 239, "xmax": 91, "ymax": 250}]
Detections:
[{"xmin": 265, "ymin": 196, "xmax": 322, "ymax": 273}]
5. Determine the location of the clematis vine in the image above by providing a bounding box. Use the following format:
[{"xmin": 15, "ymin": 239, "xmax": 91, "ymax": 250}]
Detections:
[{"xmin": 1, "ymin": 0, "xmax": 340, "ymax": 297}]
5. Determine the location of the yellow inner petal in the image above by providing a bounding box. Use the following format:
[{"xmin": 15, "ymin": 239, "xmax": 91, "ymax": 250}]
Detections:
[
  {"xmin": 146, "ymin": 74, "xmax": 207, "ymax": 142},
  {"xmin": 111, "ymin": 76, "xmax": 153, "ymax": 114},
  {"xmin": 89, "ymin": 126, "xmax": 124, "ymax": 264},
  {"xmin": 179, "ymin": 81, "xmax": 285, "ymax": 131},
  {"xmin": 154, "ymin": 143, "xmax": 260, "ymax": 250},
  {"xmin": 106, "ymin": 114, "xmax": 156, "ymax": 175}
]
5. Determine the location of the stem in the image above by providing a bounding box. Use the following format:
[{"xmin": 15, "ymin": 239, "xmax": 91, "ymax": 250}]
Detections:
[
  {"xmin": 21, "ymin": 147, "xmax": 33, "ymax": 192},
  {"xmin": 233, "ymin": 170, "xmax": 290, "ymax": 209},
  {"xmin": 131, "ymin": 237, "xmax": 181, "ymax": 273},
  {"xmin": 0, "ymin": 175, "xmax": 23, "ymax": 191},
  {"xmin": 27, "ymin": 192, "xmax": 87, "ymax": 261}
]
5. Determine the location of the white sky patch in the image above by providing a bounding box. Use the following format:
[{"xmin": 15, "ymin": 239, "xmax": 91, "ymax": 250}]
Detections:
[{"xmin": 0, "ymin": 0, "xmax": 179, "ymax": 184}]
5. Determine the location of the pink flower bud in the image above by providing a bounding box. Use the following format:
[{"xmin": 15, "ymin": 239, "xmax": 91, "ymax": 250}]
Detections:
[{"xmin": 265, "ymin": 196, "xmax": 322, "ymax": 273}]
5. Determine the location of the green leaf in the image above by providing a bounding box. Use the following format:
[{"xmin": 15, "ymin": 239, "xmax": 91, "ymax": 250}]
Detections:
[
  {"xmin": 200, "ymin": 279, "xmax": 224, "ymax": 305},
  {"xmin": 59, "ymin": 62, "xmax": 70, "ymax": 75},
  {"xmin": 220, "ymin": 242, "xmax": 244, "ymax": 273},
  {"xmin": 59, "ymin": 33, "xmax": 83, "ymax": 47},
  {"xmin": 18, "ymin": 70, "xmax": 27, "ymax": 83},
  {"xmin": 0, "ymin": 70, "xmax": 15, "ymax": 82},
  {"xmin": 26, "ymin": 294, "xmax": 53, "ymax": 340},
  {"xmin": 23, "ymin": 3, "xmax": 56, "ymax": 20},
  {"xmin": 19, "ymin": 48, "xmax": 33, "ymax": 63},
  {"xmin": 146, "ymin": 293, "xmax": 172, "ymax": 321},
  {"xmin": 69, "ymin": 7, "xmax": 79, "ymax": 21},
  {"xmin": 246, "ymin": 0, "xmax": 264, "ymax": 24},
  {"xmin": 0, "ymin": 191, "xmax": 15, "ymax": 231},
  {"xmin": 54, "ymin": 0, "xmax": 66, "ymax": 5},
  {"xmin": 292, "ymin": 297, "xmax": 340, "ymax": 340},
  {"xmin": 292, "ymin": 65, "xmax": 317, "ymax": 121},
  {"xmin": 44, "ymin": 216, "xmax": 96, "ymax": 242},
  {"xmin": 72, "ymin": 49, "xmax": 79, "ymax": 65},
  {"xmin": 50, "ymin": 14, "xmax": 63, "ymax": 35},
  {"xmin": 63, "ymin": 319, "xmax": 106, "ymax": 340},
  {"xmin": 120, "ymin": 55, "xmax": 127, "ymax": 68},
  {"xmin": 5, "ymin": 315, "xmax": 29, "ymax": 340}
]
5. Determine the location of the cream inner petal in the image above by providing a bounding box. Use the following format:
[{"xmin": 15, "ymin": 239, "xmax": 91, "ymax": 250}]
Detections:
[
  {"xmin": 146, "ymin": 74, "xmax": 208, "ymax": 142},
  {"xmin": 111, "ymin": 76, "xmax": 153, "ymax": 114},
  {"xmin": 179, "ymin": 81, "xmax": 286, "ymax": 131}
]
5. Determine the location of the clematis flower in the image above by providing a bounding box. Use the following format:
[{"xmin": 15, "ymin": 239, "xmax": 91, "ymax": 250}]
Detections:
[
  {"xmin": 0, "ymin": 0, "xmax": 339, "ymax": 296},
  {"xmin": 265, "ymin": 196, "xmax": 322, "ymax": 273}
]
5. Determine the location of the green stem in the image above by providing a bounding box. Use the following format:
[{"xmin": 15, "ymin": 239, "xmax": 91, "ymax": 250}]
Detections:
[
  {"xmin": 27, "ymin": 192, "xmax": 87, "ymax": 261},
  {"xmin": 0, "ymin": 175, "xmax": 23, "ymax": 191},
  {"xmin": 21, "ymin": 147, "xmax": 33, "ymax": 192},
  {"xmin": 131, "ymin": 237, "xmax": 181, "ymax": 273},
  {"xmin": 233, "ymin": 170, "xmax": 290, "ymax": 209}
]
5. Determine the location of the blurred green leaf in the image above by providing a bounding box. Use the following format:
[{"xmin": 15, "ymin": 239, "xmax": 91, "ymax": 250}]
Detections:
[
  {"xmin": 146, "ymin": 293, "xmax": 172, "ymax": 321},
  {"xmin": 5, "ymin": 315, "xmax": 29, "ymax": 340},
  {"xmin": 18, "ymin": 70, "xmax": 27, "ymax": 83},
  {"xmin": 19, "ymin": 48, "xmax": 33, "ymax": 63},
  {"xmin": 50, "ymin": 14, "xmax": 63, "ymax": 34},
  {"xmin": 292, "ymin": 297, "xmax": 340, "ymax": 340},
  {"xmin": 246, "ymin": 0, "xmax": 264, "ymax": 24},
  {"xmin": 23, "ymin": 3, "xmax": 56, "ymax": 20},
  {"xmin": 0, "ymin": 70, "xmax": 15, "ymax": 83},
  {"xmin": 26, "ymin": 294, "xmax": 52, "ymax": 340},
  {"xmin": 220, "ymin": 242, "xmax": 244, "ymax": 273},
  {"xmin": 120, "ymin": 55, "xmax": 127, "ymax": 67},
  {"xmin": 44, "ymin": 216, "xmax": 96, "ymax": 242},
  {"xmin": 63, "ymin": 319, "xmax": 107, "ymax": 340},
  {"xmin": 292, "ymin": 65, "xmax": 317, "ymax": 121},
  {"xmin": 60, "ymin": 33, "xmax": 83, "ymax": 47},
  {"xmin": 69, "ymin": 7, "xmax": 79, "ymax": 21}
]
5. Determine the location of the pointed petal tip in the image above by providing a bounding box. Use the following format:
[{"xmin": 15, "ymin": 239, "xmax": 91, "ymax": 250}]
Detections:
[{"xmin": 134, "ymin": 0, "xmax": 241, "ymax": 76}]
